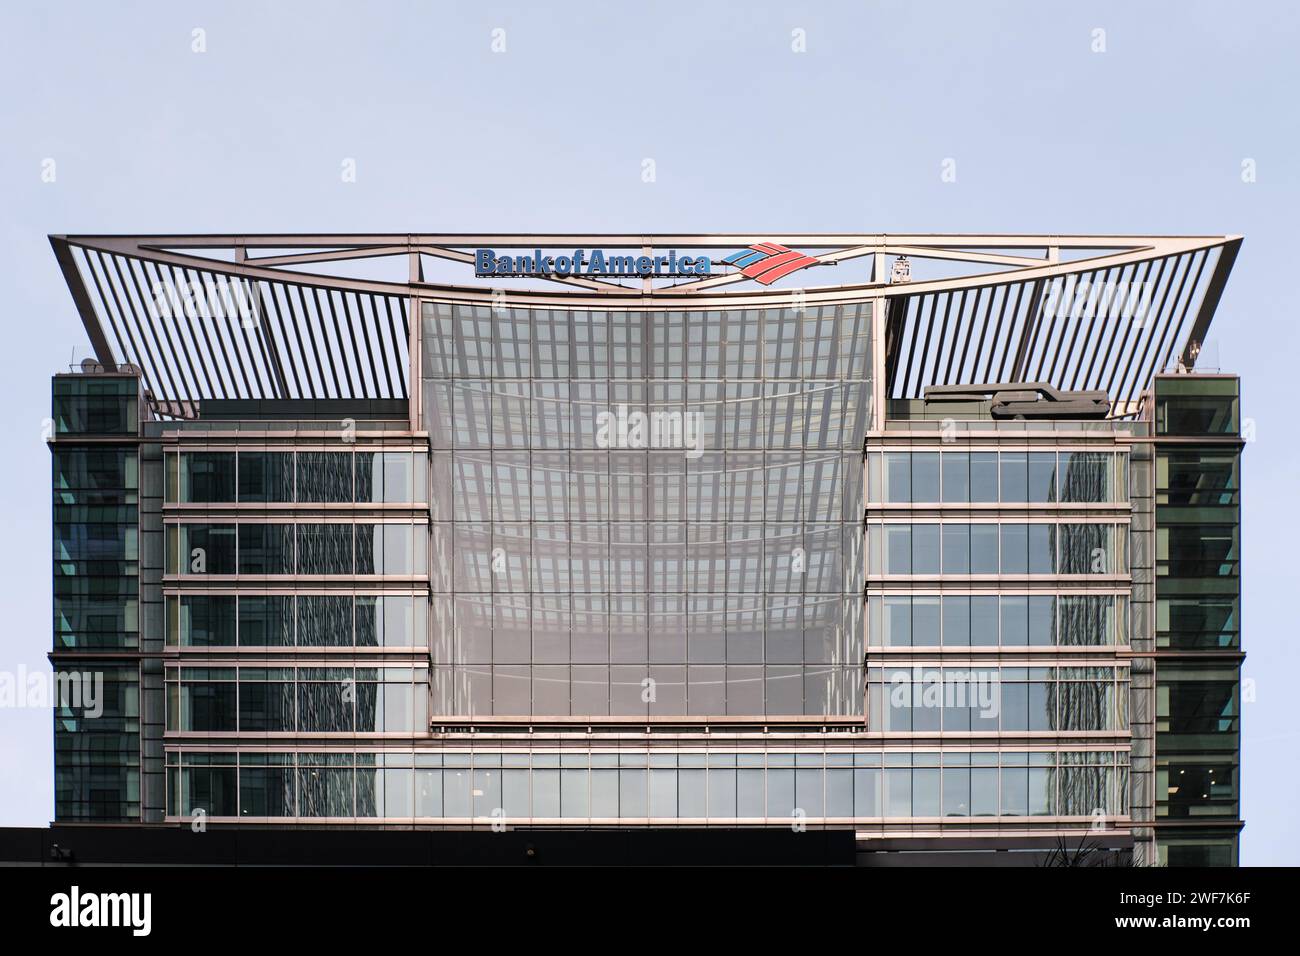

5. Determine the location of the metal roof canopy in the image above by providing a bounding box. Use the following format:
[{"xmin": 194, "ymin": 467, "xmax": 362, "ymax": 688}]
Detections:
[{"xmin": 50, "ymin": 233, "xmax": 1241, "ymax": 418}]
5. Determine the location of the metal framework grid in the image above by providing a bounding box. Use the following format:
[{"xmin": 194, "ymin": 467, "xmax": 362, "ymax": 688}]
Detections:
[{"xmin": 50, "ymin": 233, "xmax": 1241, "ymax": 418}]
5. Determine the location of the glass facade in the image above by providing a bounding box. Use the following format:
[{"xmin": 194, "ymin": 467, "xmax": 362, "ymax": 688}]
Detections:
[
  {"xmin": 166, "ymin": 593, "xmax": 427, "ymax": 647},
  {"xmin": 50, "ymin": 375, "xmax": 142, "ymax": 820},
  {"xmin": 420, "ymin": 303, "xmax": 872, "ymax": 718},
  {"xmin": 863, "ymin": 415, "xmax": 1137, "ymax": 845},
  {"xmin": 166, "ymin": 665, "xmax": 430, "ymax": 734},
  {"xmin": 164, "ymin": 522, "xmax": 428, "ymax": 577},
  {"xmin": 867, "ymin": 450, "xmax": 1128, "ymax": 504},
  {"xmin": 153, "ymin": 423, "xmax": 434, "ymax": 826},
  {"xmin": 167, "ymin": 449, "xmax": 427, "ymax": 504},
  {"xmin": 1152, "ymin": 377, "xmax": 1243, "ymax": 865},
  {"xmin": 165, "ymin": 748, "xmax": 1129, "ymax": 821},
  {"xmin": 48, "ymin": 323, "xmax": 1238, "ymax": 864}
]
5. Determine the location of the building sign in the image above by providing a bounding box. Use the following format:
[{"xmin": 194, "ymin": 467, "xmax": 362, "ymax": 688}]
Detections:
[
  {"xmin": 475, "ymin": 248, "xmax": 711, "ymax": 278},
  {"xmin": 474, "ymin": 241, "xmax": 824, "ymax": 285},
  {"xmin": 721, "ymin": 242, "xmax": 821, "ymax": 286}
]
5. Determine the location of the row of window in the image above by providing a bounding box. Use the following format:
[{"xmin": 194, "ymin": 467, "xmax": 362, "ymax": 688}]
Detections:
[
  {"xmin": 53, "ymin": 665, "xmax": 141, "ymax": 821},
  {"xmin": 165, "ymin": 522, "xmax": 427, "ymax": 576},
  {"xmin": 55, "ymin": 597, "xmax": 140, "ymax": 650},
  {"xmin": 1156, "ymin": 760, "xmax": 1238, "ymax": 819},
  {"xmin": 1156, "ymin": 666, "xmax": 1240, "ymax": 738},
  {"xmin": 167, "ymin": 749, "xmax": 1128, "ymax": 820},
  {"xmin": 54, "ymin": 521, "xmax": 138, "ymax": 564},
  {"xmin": 167, "ymin": 667, "xmax": 429, "ymax": 734},
  {"xmin": 868, "ymin": 450, "xmax": 1127, "ymax": 504},
  {"xmin": 1156, "ymin": 450, "xmax": 1238, "ymax": 507},
  {"xmin": 168, "ymin": 666, "xmax": 869, "ymax": 722},
  {"xmin": 420, "ymin": 302, "xmax": 874, "ymax": 381},
  {"xmin": 53, "ymin": 448, "xmax": 138, "ymax": 505},
  {"xmin": 866, "ymin": 667, "xmax": 1130, "ymax": 733},
  {"xmin": 1156, "ymin": 524, "xmax": 1240, "ymax": 579},
  {"xmin": 52, "ymin": 446, "xmax": 142, "ymax": 655},
  {"xmin": 166, "ymin": 451, "xmax": 427, "ymax": 504},
  {"xmin": 867, "ymin": 594, "xmax": 1128, "ymax": 647},
  {"xmin": 52, "ymin": 376, "xmax": 138, "ymax": 436},
  {"xmin": 1152, "ymin": 381, "xmax": 1242, "ymax": 864},
  {"xmin": 167, "ymin": 592, "xmax": 873, "ymax": 662},
  {"xmin": 1153, "ymin": 377, "xmax": 1239, "ymax": 436},
  {"xmin": 1157, "ymin": 597, "xmax": 1239, "ymax": 650},
  {"xmin": 167, "ymin": 594, "xmax": 426, "ymax": 647},
  {"xmin": 866, "ymin": 522, "xmax": 1128, "ymax": 575}
]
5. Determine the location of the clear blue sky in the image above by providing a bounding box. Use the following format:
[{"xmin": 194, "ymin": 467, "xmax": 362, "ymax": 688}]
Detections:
[{"xmin": 0, "ymin": 0, "xmax": 1293, "ymax": 864}]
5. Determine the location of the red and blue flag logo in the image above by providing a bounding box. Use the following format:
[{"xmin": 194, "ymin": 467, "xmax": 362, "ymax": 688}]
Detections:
[{"xmin": 722, "ymin": 242, "xmax": 820, "ymax": 285}]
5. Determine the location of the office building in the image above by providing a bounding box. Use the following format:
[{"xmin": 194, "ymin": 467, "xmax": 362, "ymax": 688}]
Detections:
[{"xmin": 47, "ymin": 232, "xmax": 1244, "ymax": 865}]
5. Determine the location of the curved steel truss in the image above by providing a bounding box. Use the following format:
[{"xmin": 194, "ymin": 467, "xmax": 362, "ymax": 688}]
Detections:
[{"xmin": 50, "ymin": 233, "xmax": 1241, "ymax": 417}]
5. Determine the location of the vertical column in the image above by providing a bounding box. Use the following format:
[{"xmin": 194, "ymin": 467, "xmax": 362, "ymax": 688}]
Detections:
[
  {"xmin": 49, "ymin": 372, "xmax": 144, "ymax": 821},
  {"xmin": 1151, "ymin": 374, "xmax": 1244, "ymax": 866}
]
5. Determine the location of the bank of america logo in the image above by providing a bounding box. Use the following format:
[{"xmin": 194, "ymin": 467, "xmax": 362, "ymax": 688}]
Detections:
[{"xmin": 722, "ymin": 242, "xmax": 820, "ymax": 285}]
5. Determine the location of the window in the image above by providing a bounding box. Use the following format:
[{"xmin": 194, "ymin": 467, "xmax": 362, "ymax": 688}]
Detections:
[
  {"xmin": 297, "ymin": 596, "xmax": 353, "ymax": 646},
  {"xmin": 942, "ymin": 596, "xmax": 970, "ymax": 647},
  {"xmin": 169, "ymin": 524, "xmax": 237, "ymax": 575},
  {"xmin": 970, "ymin": 453, "xmax": 998, "ymax": 502},
  {"xmin": 178, "ymin": 676, "xmax": 236, "ymax": 731},
  {"xmin": 1155, "ymin": 378, "xmax": 1239, "ymax": 436},
  {"xmin": 297, "ymin": 524, "xmax": 353, "ymax": 575},
  {"xmin": 885, "ymin": 525, "xmax": 911, "ymax": 574},
  {"xmin": 239, "ymin": 524, "xmax": 294, "ymax": 574},
  {"xmin": 971, "ymin": 525, "xmax": 999, "ymax": 574},
  {"xmin": 971, "ymin": 597, "xmax": 998, "ymax": 646},
  {"xmin": 1028, "ymin": 596, "xmax": 1056, "ymax": 646},
  {"xmin": 238, "ymin": 452, "xmax": 293, "ymax": 502},
  {"xmin": 238, "ymin": 596, "xmax": 293, "ymax": 646},
  {"xmin": 1060, "ymin": 595, "xmax": 1117, "ymax": 646},
  {"xmin": 941, "ymin": 452, "xmax": 969, "ymax": 502},
  {"xmin": 912, "ymin": 525, "xmax": 940, "ymax": 575},
  {"xmin": 1060, "ymin": 523, "xmax": 1118, "ymax": 574},
  {"xmin": 1000, "ymin": 524, "xmax": 1028, "ymax": 574},
  {"xmin": 913, "ymin": 597, "xmax": 941, "ymax": 646},
  {"xmin": 177, "ymin": 452, "xmax": 235, "ymax": 503},
  {"xmin": 884, "ymin": 452, "xmax": 910, "ymax": 503},
  {"xmin": 296, "ymin": 452, "xmax": 352, "ymax": 502},
  {"xmin": 1060, "ymin": 452, "xmax": 1110, "ymax": 502},
  {"xmin": 883, "ymin": 597, "xmax": 911, "ymax": 647},
  {"xmin": 912, "ymin": 452, "xmax": 940, "ymax": 502},
  {"xmin": 941, "ymin": 524, "xmax": 970, "ymax": 573},
  {"xmin": 1001, "ymin": 596, "xmax": 1028, "ymax": 645},
  {"xmin": 1029, "ymin": 524, "xmax": 1055, "ymax": 573},
  {"xmin": 999, "ymin": 453, "xmax": 1027, "ymax": 502},
  {"xmin": 172, "ymin": 595, "xmax": 236, "ymax": 646},
  {"xmin": 1027, "ymin": 452, "xmax": 1056, "ymax": 502}
]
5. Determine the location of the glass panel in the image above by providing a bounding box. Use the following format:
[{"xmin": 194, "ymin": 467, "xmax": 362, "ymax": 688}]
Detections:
[
  {"xmin": 238, "ymin": 452, "xmax": 293, "ymax": 502},
  {"xmin": 941, "ymin": 452, "xmax": 969, "ymax": 502}
]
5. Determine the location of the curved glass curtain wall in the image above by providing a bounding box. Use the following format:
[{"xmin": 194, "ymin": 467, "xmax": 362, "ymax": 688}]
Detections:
[{"xmin": 420, "ymin": 302, "xmax": 873, "ymax": 718}]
